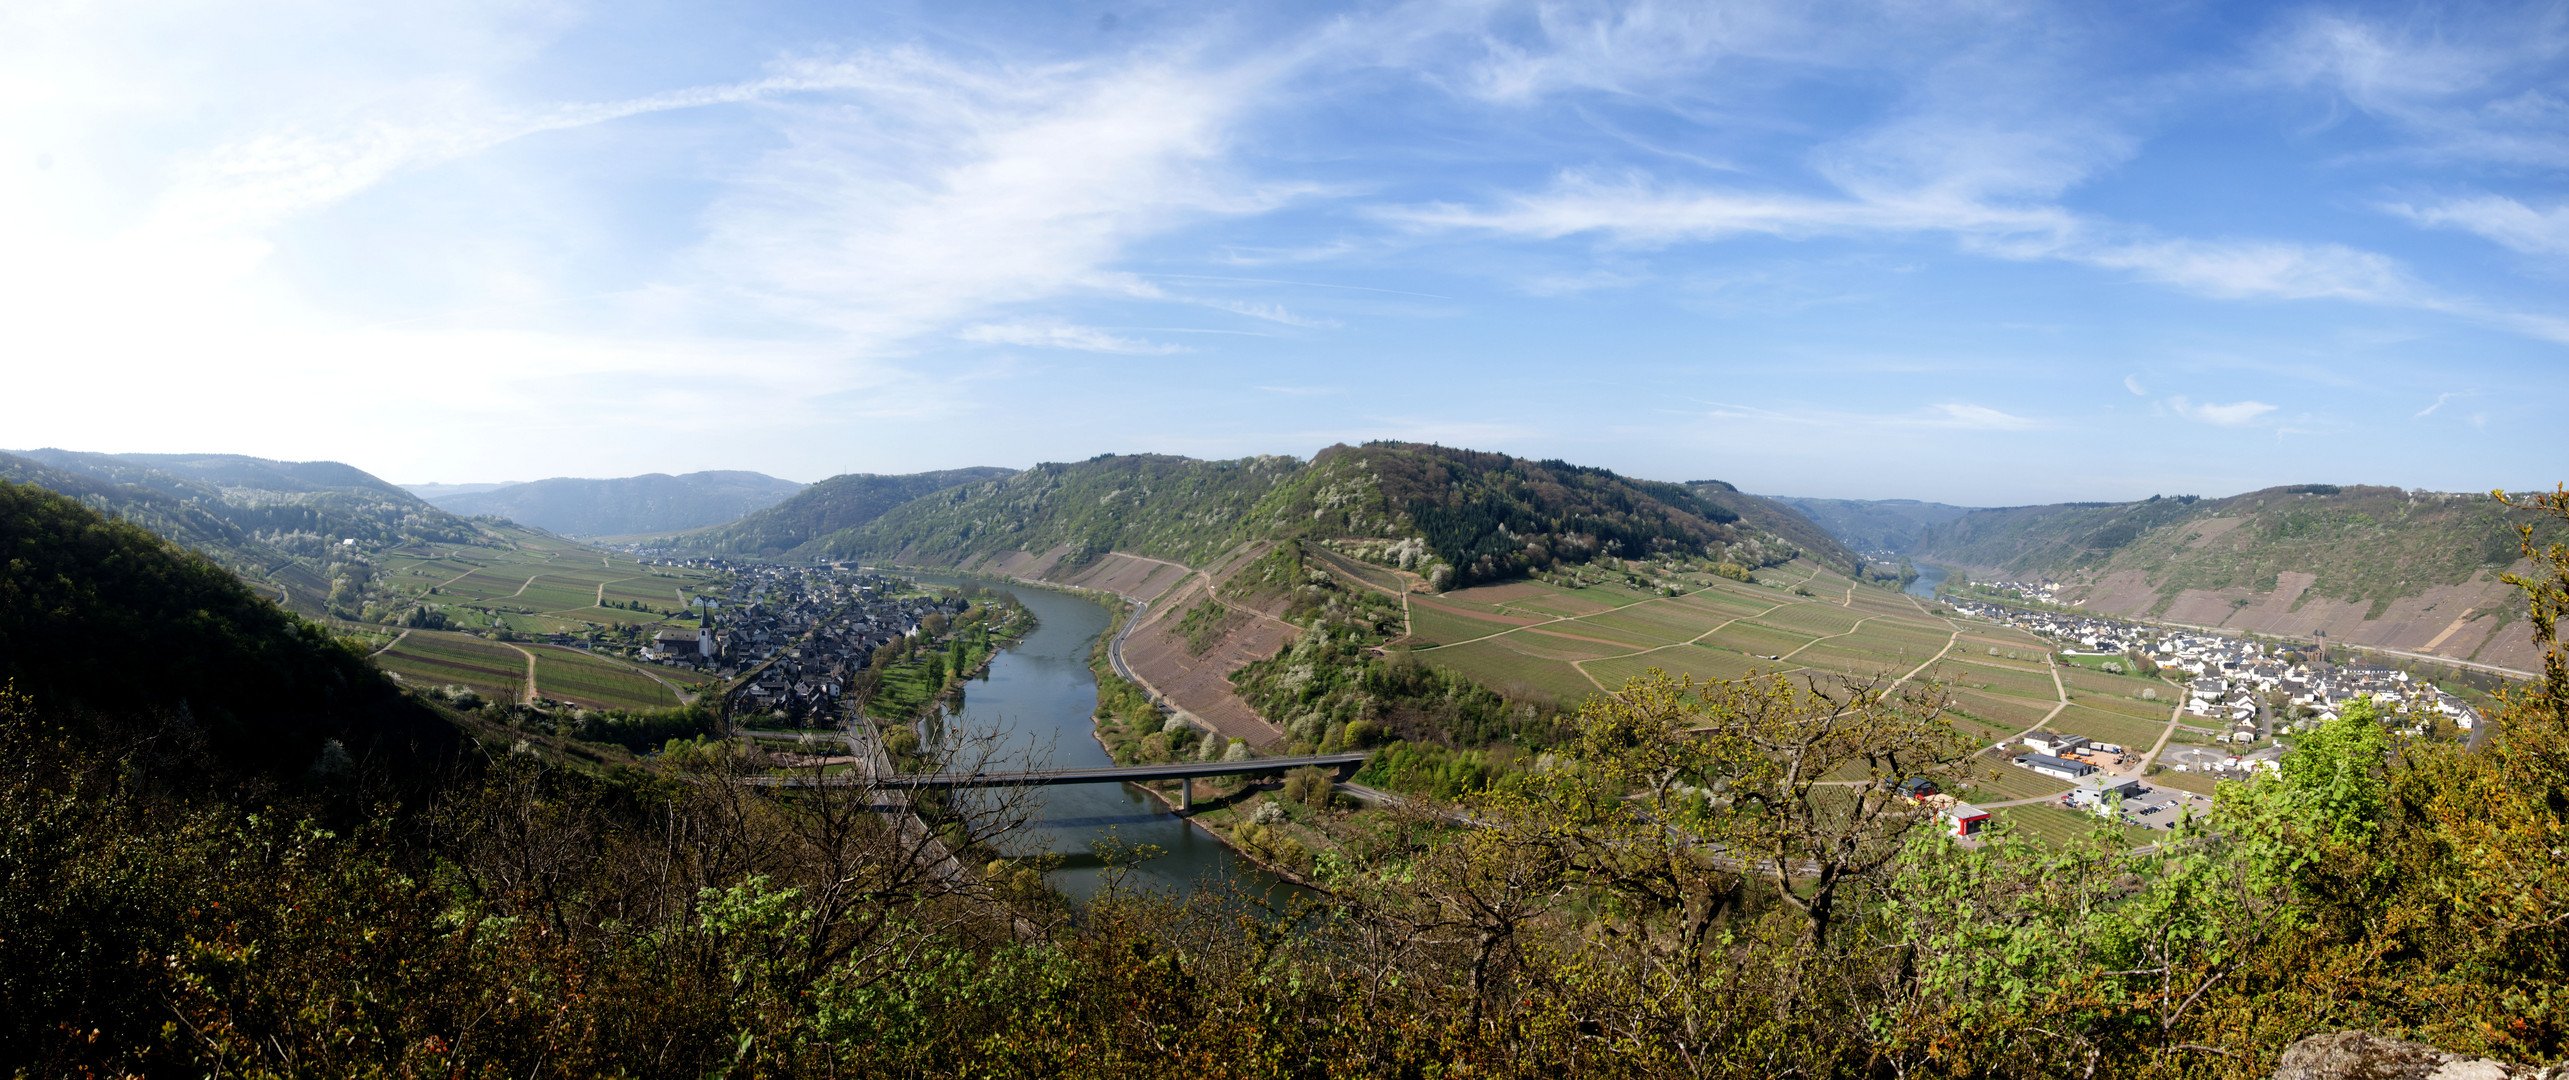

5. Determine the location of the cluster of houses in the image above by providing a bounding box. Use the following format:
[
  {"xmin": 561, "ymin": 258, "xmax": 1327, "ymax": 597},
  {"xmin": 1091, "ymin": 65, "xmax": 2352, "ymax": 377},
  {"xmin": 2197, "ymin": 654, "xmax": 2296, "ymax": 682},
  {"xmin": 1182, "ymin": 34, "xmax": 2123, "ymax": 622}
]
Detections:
[
  {"xmin": 1963, "ymin": 577, "xmax": 2070, "ymax": 605},
  {"xmin": 1947, "ymin": 597, "xmax": 2481, "ymax": 742},
  {"xmin": 627, "ymin": 562, "xmax": 968, "ymax": 724}
]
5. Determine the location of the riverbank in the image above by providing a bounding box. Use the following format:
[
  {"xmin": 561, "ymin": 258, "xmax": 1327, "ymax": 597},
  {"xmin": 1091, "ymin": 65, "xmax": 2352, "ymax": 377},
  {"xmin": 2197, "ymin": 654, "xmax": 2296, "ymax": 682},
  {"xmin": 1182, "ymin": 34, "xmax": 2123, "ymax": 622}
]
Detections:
[{"xmin": 857, "ymin": 584, "xmax": 1033, "ymax": 726}]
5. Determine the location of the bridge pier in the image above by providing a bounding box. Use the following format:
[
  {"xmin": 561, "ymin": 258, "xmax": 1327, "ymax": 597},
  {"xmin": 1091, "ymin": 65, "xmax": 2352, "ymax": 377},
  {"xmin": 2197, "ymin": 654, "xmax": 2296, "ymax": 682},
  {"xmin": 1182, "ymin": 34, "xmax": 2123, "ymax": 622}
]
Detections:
[{"xmin": 1179, "ymin": 775, "xmax": 1193, "ymax": 812}]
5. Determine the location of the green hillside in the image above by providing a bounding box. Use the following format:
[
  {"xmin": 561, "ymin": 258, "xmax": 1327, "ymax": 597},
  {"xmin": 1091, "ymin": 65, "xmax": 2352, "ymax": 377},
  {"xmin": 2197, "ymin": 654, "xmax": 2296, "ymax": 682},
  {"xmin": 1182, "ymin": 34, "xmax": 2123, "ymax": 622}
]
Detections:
[
  {"xmin": 1261, "ymin": 443, "xmax": 1859, "ymax": 587},
  {"xmin": 9, "ymin": 448, "xmax": 480, "ymax": 550},
  {"xmin": 0, "ymin": 479, "xmax": 454, "ymax": 779},
  {"xmin": 676, "ymin": 466, "xmax": 1014, "ymax": 556},
  {"xmin": 431, "ymin": 470, "xmax": 806, "ymax": 535},
  {"xmin": 1911, "ymin": 485, "xmax": 2565, "ymax": 613},
  {"xmin": 793, "ymin": 443, "xmax": 1858, "ymax": 590},
  {"xmin": 0, "ymin": 450, "xmax": 495, "ymax": 615},
  {"xmin": 1765, "ymin": 495, "xmax": 1978, "ymax": 552},
  {"xmin": 805, "ymin": 454, "xmax": 1296, "ymax": 565}
]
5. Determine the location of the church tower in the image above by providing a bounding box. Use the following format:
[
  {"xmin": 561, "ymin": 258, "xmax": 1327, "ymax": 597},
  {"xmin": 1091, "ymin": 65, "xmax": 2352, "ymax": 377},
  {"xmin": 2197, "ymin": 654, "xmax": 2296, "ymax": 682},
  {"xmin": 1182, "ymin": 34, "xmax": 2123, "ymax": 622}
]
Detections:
[{"xmin": 697, "ymin": 607, "xmax": 717, "ymax": 660}]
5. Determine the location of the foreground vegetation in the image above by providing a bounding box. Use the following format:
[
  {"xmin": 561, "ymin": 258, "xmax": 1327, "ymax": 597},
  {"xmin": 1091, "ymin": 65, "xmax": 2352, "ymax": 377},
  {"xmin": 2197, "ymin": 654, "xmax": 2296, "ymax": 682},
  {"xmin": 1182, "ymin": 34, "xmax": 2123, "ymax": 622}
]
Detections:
[{"xmin": 7, "ymin": 478, "xmax": 2569, "ymax": 1077}]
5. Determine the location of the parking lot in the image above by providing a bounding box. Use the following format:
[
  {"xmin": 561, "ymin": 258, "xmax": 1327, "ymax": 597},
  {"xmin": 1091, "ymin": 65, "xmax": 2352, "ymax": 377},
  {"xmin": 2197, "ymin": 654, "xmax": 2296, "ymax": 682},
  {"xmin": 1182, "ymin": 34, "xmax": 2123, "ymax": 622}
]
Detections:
[{"xmin": 2054, "ymin": 783, "xmax": 2213, "ymax": 830}]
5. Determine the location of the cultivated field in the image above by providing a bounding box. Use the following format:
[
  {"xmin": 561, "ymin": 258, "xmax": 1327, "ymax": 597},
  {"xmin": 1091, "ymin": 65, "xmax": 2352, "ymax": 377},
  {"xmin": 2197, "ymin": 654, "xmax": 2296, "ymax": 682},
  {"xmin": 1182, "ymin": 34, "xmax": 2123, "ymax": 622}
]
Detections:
[
  {"xmin": 375, "ymin": 631, "xmax": 527, "ymax": 702},
  {"xmin": 1991, "ymin": 804, "xmax": 2156, "ymax": 848},
  {"xmin": 529, "ymin": 645, "xmax": 681, "ymax": 710},
  {"xmin": 375, "ymin": 524, "xmax": 729, "ymax": 637},
  {"xmin": 1401, "ymin": 558, "xmax": 1976, "ymax": 700}
]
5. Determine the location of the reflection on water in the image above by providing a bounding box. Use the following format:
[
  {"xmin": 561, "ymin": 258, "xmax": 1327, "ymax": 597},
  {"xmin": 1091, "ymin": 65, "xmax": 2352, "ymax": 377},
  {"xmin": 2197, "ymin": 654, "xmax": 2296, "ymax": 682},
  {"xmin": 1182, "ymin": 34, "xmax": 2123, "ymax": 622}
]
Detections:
[
  {"xmin": 900, "ymin": 574, "xmax": 1279, "ymax": 903},
  {"xmin": 1906, "ymin": 563, "xmax": 1947, "ymax": 598}
]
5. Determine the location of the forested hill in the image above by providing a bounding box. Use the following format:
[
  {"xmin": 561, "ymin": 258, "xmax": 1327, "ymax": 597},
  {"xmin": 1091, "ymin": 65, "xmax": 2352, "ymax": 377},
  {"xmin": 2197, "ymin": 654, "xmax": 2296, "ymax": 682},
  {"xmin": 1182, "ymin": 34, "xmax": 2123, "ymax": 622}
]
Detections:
[
  {"xmin": 673, "ymin": 466, "xmax": 1015, "ymax": 556},
  {"xmin": 1765, "ymin": 495, "xmax": 1979, "ymax": 553},
  {"xmin": 793, "ymin": 444, "xmax": 1857, "ymax": 589},
  {"xmin": 1264, "ymin": 444, "xmax": 1860, "ymax": 587},
  {"xmin": 430, "ymin": 470, "xmax": 805, "ymax": 536},
  {"xmin": 802, "ymin": 455, "xmax": 1297, "ymax": 566},
  {"xmin": 1910, "ymin": 485, "xmax": 2568, "ymax": 667},
  {"xmin": 0, "ymin": 479, "xmax": 454, "ymax": 780}
]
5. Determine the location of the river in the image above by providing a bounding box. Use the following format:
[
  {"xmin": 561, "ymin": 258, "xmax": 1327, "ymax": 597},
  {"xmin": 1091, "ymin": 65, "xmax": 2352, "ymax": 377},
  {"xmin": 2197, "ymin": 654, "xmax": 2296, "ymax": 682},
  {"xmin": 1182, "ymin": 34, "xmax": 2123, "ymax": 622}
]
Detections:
[
  {"xmin": 1905, "ymin": 562, "xmax": 1947, "ymax": 598},
  {"xmin": 904, "ymin": 574, "xmax": 1279, "ymax": 902}
]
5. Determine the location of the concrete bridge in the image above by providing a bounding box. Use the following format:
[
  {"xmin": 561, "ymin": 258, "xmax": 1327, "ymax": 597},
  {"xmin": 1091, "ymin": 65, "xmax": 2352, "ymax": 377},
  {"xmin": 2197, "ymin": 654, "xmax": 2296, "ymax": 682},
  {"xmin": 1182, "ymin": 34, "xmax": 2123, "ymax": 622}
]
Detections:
[{"xmin": 752, "ymin": 751, "xmax": 1370, "ymax": 810}]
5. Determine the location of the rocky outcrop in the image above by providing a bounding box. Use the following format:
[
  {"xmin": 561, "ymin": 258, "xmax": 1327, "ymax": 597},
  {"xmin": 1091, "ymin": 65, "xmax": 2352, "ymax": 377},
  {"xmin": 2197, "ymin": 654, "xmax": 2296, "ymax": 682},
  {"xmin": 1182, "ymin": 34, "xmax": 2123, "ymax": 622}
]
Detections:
[{"xmin": 2277, "ymin": 1032, "xmax": 2562, "ymax": 1080}]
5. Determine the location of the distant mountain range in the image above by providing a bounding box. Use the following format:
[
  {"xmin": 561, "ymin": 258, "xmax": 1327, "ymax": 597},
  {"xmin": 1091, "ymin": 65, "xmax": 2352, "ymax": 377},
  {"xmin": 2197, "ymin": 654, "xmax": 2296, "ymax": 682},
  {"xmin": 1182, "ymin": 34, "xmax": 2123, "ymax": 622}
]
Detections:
[
  {"xmin": 1763, "ymin": 496, "xmax": 1980, "ymax": 553},
  {"xmin": 422, "ymin": 471, "xmax": 807, "ymax": 536},
  {"xmin": 666, "ymin": 467, "xmax": 1019, "ymax": 556},
  {"xmin": 401, "ymin": 481, "xmax": 518, "ymax": 500},
  {"xmin": 1906, "ymin": 485, "xmax": 2567, "ymax": 672}
]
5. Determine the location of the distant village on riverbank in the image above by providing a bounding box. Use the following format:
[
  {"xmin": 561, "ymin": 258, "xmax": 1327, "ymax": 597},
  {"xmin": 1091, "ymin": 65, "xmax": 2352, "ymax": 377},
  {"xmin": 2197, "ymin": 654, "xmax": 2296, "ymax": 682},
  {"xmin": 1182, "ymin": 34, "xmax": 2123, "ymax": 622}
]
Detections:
[{"xmin": 1944, "ymin": 594, "xmax": 2482, "ymax": 741}]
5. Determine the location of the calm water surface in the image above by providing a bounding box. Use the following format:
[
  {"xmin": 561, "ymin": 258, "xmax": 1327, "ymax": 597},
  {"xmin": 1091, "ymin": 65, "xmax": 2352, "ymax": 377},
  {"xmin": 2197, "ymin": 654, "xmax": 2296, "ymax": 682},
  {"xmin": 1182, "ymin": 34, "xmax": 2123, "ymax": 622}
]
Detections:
[
  {"xmin": 1905, "ymin": 563, "xmax": 1947, "ymax": 598},
  {"xmin": 905, "ymin": 574, "xmax": 1280, "ymax": 902}
]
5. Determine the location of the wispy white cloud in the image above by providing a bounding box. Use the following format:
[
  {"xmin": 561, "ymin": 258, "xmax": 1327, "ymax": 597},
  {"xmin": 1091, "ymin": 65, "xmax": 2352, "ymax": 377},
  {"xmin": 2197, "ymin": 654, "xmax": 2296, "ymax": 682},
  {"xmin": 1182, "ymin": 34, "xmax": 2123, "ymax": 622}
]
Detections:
[
  {"xmin": 1926, "ymin": 403, "xmax": 2047, "ymax": 430},
  {"xmin": 1701, "ymin": 400, "xmax": 2052, "ymax": 431},
  {"xmin": 2415, "ymin": 391, "xmax": 2480, "ymax": 418},
  {"xmin": 2124, "ymin": 374, "xmax": 2148, "ymax": 396},
  {"xmin": 2265, "ymin": 12, "xmax": 2569, "ymax": 169},
  {"xmin": 1382, "ymin": 170, "xmax": 2569, "ymax": 343},
  {"xmin": 2386, "ymin": 194, "xmax": 2569, "ymax": 257},
  {"xmin": 2168, "ymin": 397, "xmax": 2278, "ymax": 427},
  {"xmin": 959, "ymin": 321, "xmax": 1187, "ymax": 355}
]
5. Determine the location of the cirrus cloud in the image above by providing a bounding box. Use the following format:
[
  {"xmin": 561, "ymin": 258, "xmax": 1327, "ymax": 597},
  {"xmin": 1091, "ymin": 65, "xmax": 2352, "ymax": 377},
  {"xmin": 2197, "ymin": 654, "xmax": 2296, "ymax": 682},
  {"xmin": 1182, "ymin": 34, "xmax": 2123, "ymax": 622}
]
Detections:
[{"xmin": 2169, "ymin": 397, "xmax": 2278, "ymax": 427}]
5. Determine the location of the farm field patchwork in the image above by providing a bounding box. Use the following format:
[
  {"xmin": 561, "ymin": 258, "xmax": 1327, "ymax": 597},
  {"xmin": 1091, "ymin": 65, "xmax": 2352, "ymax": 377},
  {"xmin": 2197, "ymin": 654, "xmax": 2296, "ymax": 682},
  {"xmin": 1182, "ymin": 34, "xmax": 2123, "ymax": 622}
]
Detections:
[
  {"xmin": 1991, "ymin": 804, "xmax": 2156, "ymax": 848},
  {"xmin": 1583, "ymin": 647, "xmax": 1769, "ymax": 690},
  {"xmin": 1473, "ymin": 631, "xmax": 1630, "ymax": 662},
  {"xmin": 530, "ymin": 646, "xmax": 680, "ymax": 709},
  {"xmin": 1935, "ymin": 659, "xmax": 2060, "ymax": 701},
  {"xmin": 2061, "ymin": 667, "xmax": 2178, "ymax": 701},
  {"xmin": 1946, "ymin": 688, "xmax": 2053, "ymax": 735},
  {"xmin": 375, "ymin": 631, "xmax": 527, "ymax": 701},
  {"xmin": 1959, "ymin": 756, "xmax": 2073, "ymax": 801},
  {"xmin": 1758, "ymin": 603, "xmax": 1866, "ymax": 638},
  {"xmin": 2068, "ymin": 692, "xmax": 2174, "ymax": 721},
  {"xmin": 1401, "ymin": 604, "xmax": 1517, "ymax": 647},
  {"xmin": 1419, "ymin": 642, "xmax": 1598, "ymax": 702},
  {"xmin": 1666, "ymin": 590, "xmax": 1778, "ymax": 620},
  {"xmin": 1581, "ymin": 610, "xmax": 1700, "ymax": 647},
  {"xmin": 1702, "ymin": 621, "xmax": 1819, "ymax": 659},
  {"xmin": 2045, "ymin": 703, "xmax": 2171, "ymax": 751},
  {"xmin": 1791, "ymin": 642, "xmax": 1925, "ymax": 677}
]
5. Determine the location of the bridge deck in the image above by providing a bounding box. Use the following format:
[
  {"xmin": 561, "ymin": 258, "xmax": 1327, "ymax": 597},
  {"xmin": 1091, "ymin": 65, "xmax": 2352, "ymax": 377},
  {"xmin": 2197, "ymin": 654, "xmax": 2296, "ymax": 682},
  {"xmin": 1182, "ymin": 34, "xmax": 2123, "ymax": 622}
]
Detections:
[{"xmin": 756, "ymin": 751, "xmax": 1370, "ymax": 789}]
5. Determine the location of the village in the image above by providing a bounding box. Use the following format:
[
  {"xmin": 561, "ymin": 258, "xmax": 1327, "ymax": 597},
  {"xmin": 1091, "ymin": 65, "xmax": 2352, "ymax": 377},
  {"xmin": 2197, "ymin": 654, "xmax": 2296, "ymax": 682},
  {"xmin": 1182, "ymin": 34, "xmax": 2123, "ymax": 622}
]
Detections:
[
  {"xmin": 621, "ymin": 560, "xmax": 969, "ymax": 728},
  {"xmin": 1943, "ymin": 594, "xmax": 2481, "ymax": 739},
  {"xmin": 1897, "ymin": 588, "xmax": 2487, "ymax": 846}
]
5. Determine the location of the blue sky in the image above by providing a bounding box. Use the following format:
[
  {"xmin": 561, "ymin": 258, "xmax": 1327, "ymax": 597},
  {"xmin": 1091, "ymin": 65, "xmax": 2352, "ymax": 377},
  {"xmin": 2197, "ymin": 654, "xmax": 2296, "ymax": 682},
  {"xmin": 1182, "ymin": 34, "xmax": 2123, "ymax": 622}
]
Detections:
[{"xmin": 4, "ymin": 0, "xmax": 2564, "ymax": 505}]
